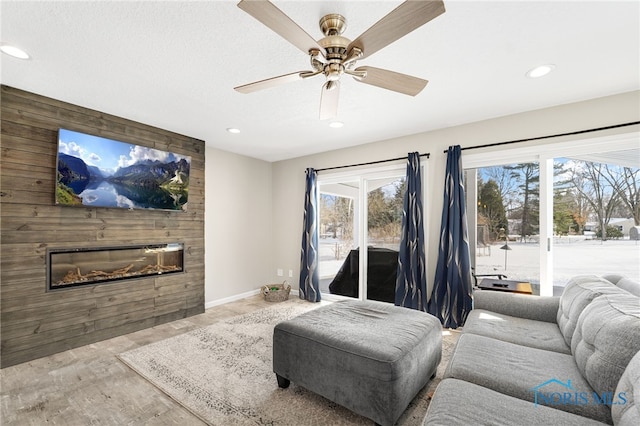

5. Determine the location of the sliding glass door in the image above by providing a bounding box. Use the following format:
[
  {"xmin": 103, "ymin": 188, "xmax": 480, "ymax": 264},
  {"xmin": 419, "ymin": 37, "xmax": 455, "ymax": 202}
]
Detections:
[
  {"xmin": 465, "ymin": 133, "xmax": 640, "ymax": 296},
  {"xmin": 471, "ymin": 162, "xmax": 541, "ymax": 289},
  {"xmin": 317, "ymin": 167, "xmax": 408, "ymax": 302}
]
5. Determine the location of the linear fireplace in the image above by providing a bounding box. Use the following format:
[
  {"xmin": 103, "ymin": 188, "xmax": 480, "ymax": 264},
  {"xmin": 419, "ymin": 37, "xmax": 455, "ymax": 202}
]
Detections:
[{"xmin": 47, "ymin": 243, "xmax": 184, "ymax": 290}]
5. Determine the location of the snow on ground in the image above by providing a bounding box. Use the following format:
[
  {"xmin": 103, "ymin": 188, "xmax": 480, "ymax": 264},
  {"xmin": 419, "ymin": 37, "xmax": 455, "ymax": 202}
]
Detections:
[
  {"xmin": 476, "ymin": 238, "xmax": 640, "ymax": 286},
  {"xmin": 318, "ymin": 236, "xmax": 640, "ymax": 289}
]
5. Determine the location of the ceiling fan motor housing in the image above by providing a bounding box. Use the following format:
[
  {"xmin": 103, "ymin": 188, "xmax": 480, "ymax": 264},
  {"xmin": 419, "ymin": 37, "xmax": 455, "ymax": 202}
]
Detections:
[
  {"xmin": 319, "ymin": 14, "xmax": 351, "ymax": 59},
  {"xmin": 319, "ymin": 35, "xmax": 350, "ymax": 60},
  {"xmin": 318, "ymin": 14, "xmax": 353, "ymax": 81}
]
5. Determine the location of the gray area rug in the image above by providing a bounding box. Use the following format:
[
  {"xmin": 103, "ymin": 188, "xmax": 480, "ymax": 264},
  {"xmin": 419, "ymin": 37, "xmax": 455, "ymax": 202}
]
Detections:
[{"xmin": 118, "ymin": 301, "xmax": 459, "ymax": 425}]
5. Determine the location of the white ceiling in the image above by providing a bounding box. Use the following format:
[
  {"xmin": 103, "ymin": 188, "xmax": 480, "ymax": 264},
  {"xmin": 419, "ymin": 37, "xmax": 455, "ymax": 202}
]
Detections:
[{"xmin": 1, "ymin": 1, "xmax": 638, "ymax": 162}]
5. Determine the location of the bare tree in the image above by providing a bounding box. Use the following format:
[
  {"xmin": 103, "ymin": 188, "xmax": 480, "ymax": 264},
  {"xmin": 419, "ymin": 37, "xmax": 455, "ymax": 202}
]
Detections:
[
  {"xmin": 571, "ymin": 187, "xmax": 591, "ymax": 234},
  {"xmin": 602, "ymin": 165, "xmax": 640, "ymax": 225},
  {"xmin": 568, "ymin": 161, "xmax": 620, "ymax": 240},
  {"xmin": 482, "ymin": 166, "xmax": 520, "ymax": 215},
  {"xmin": 320, "ymin": 194, "xmax": 353, "ymax": 240}
]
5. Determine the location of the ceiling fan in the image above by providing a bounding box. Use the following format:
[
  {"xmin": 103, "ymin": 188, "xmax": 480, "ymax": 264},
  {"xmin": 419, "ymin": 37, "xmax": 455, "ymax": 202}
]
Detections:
[{"xmin": 234, "ymin": 0, "xmax": 446, "ymax": 120}]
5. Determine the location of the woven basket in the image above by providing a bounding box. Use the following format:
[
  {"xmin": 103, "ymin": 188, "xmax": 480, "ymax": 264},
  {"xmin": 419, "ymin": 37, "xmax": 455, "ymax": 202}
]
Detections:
[{"xmin": 262, "ymin": 281, "xmax": 291, "ymax": 302}]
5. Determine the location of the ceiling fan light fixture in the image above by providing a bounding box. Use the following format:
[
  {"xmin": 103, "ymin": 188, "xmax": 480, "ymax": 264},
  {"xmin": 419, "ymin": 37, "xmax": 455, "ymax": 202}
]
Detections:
[
  {"xmin": 325, "ymin": 80, "xmax": 338, "ymax": 91},
  {"xmin": 0, "ymin": 43, "xmax": 30, "ymax": 59},
  {"xmin": 526, "ymin": 64, "xmax": 555, "ymax": 79}
]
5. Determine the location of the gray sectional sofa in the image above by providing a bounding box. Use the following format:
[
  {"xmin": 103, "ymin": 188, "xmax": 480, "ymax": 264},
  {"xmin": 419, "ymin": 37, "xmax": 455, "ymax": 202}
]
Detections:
[{"xmin": 424, "ymin": 275, "xmax": 640, "ymax": 425}]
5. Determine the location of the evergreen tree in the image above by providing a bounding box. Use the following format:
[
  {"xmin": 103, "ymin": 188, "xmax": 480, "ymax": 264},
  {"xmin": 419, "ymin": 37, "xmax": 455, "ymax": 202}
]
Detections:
[
  {"xmin": 553, "ymin": 190, "xmax": 577, "ymax": 235},
  {"xmin": 367, "ymin": 187, "xmax": 393, "ymax": 230},
  {"xmin": 478, "ymin": 179, "xmax": 508, "ymax": 241},
  {"xmin": 505, "ymin": 163, "xmax": 539, "ymax": 241}
]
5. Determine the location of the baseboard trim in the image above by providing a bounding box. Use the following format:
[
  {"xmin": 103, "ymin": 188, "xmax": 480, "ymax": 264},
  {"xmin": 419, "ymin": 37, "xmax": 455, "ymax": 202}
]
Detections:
[
  {"xmin": 205, "ymin": 289, "xmax": 260, "ymax": 309},
  {"xmin": 205, "ymin": 288, "xmax": 301, "ymax": 310}
]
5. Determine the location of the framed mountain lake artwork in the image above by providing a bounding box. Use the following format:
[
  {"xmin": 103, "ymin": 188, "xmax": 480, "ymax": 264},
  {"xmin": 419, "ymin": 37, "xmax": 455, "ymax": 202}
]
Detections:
[{"xmin": 55, "ymin": 128, "xmax": 191, "ymax": 211}]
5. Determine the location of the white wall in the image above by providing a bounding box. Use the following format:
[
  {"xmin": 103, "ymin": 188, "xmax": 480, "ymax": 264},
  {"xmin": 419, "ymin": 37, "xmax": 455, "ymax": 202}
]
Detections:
[
  {"xmin": 269, "ymin": 90, "xmax": 639, "ymax": 298},
  {"xmin": 202, "ymin": 91, "xmax": 638, "ymax": 306},
  {"xmin": 204, "ymin": 146, "xmax": 273, "ymax": 306}
]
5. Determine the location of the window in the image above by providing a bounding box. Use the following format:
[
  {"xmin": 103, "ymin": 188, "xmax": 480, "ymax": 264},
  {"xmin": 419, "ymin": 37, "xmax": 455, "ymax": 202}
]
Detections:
[
  {"xmin": 473, "ymin": 162, "xmax": 541, "ymax": 287},
  {"xmin": 317, "ymin": 166, "xmax": 415, "ymax": 302},
  {"xmin": 465, "ymin": 132, "xmax": 639, "ymax": 296},
  {"xmin": 551, "ymin": 156, "xmax": 639, "ymax": 287}
]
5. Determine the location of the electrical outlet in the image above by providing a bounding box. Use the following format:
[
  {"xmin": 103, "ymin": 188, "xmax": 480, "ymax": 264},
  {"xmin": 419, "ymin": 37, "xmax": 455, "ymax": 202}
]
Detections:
[
  {"xmin": 277, "ymin": 269, "xmax": 283, "ymax": 277},
  {"xmin": 288, "ymin": 269, "xmax": 293, "ymax": 277}
]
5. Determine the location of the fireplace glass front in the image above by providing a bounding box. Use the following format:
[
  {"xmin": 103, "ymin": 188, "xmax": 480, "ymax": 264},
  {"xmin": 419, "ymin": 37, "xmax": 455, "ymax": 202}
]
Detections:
[{"xmin": 48, "ymin": 243, "xmax": 184, "ymax": 290}]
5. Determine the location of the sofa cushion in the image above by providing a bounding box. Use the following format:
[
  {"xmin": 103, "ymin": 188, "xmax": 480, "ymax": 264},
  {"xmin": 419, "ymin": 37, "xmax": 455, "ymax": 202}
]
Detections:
[
  {"xmin": 424, "ymin": 378, "xmax": 607, "ymax": 426},
  {"xmin": 614, "ymin": 278, "xmax": 640, "ymax": 297},
  {"xmin": 443, "ymin": 333, "xmax": 611, "ymax": 423},
  {"xmin": 463, "ymin": 309, "xmax": 570, "ymax": 354},
  {"xmin": 571, "ymin": 294, "xmax": 640, "ymax": 401},
  {"xmin": 602, "ymin": 274, "xmax": 625, "ymax": 285},
  {"xmin": 612, "ymin": 351, "xmax": 640, "ymax": 426},
  {"xmin": 557, "ymin": 275, "xmax": 628, "ymax": 347},
  {"xmin": 602, "ymin": 274, "xmax": 640, "ymax": 297},
  {"xmin": 473, "ymin": 290, "xmax": 559, "ymax": 323}
]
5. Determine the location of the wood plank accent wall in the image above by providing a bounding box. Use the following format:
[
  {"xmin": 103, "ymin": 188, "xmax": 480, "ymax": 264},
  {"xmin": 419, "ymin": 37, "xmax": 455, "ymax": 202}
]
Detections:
[{"xmin": 0, "ymin": 85, "xmax": 205, "ymax": 368}]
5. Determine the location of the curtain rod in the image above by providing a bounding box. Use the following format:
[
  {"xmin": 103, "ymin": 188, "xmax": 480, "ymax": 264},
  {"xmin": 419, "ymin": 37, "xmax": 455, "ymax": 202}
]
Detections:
[
  {"xmin": 316, "ymin": 152, "xmax": 430, "ymax": 172},
  {"xmin": 442, "ymin": 121, "xmax": 640, "ymax": 153}
]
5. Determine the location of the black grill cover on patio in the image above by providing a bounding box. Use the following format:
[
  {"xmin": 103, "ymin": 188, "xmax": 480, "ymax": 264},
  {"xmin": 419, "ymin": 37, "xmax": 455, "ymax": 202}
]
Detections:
[{"xmin": 328, "ymin": 247, "xmax": 398, "ymax": 303}]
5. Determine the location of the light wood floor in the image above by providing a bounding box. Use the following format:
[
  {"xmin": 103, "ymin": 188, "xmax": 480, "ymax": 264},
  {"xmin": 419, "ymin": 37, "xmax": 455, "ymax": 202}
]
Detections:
[{"xmin": 1, "ymin": 294, "xmax": 278, "ymax": 425}]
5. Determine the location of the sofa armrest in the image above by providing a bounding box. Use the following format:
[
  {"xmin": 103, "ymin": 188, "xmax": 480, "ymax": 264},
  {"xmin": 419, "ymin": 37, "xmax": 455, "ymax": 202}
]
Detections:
[{"xmin": 473, "ymin": 291, "xmax": 560, "ymax": 323}]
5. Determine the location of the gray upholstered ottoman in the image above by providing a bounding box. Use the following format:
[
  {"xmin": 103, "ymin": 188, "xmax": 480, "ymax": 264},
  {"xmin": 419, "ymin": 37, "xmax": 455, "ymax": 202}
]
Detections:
[{"xmin": 273, "ymin": 300, "xmax": 442, "ymax": 426}]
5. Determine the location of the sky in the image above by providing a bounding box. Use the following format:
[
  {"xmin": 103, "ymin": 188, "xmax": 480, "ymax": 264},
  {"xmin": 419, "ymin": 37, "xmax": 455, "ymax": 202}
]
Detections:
[{"xmin": 57, "ymin": 128, "xmax": 190, "ymax": 175}]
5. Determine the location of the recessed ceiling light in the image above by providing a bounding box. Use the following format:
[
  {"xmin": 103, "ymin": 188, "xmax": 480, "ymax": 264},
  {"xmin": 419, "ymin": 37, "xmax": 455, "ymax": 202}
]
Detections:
[
  {"xmin": 329, "ymin": 121, "xmax": 344, "ymax": 128},
  {"xmin": 226, "ymin": 128, "xmax": 240, "ymax": 134},
  {"xmin": 526, "ymin": 64, "xmax": 555, "ymax": 78},
  {"xmin": 0, "ymin": 43, "xmax": 30, "ymax": 59}
]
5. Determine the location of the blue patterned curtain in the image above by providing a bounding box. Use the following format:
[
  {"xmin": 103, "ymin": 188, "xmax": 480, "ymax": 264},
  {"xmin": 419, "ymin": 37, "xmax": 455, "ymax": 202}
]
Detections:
[
  {"xmin": 395, "ymin": 152, "xmax": 427, "ymax": 311},
  {"xmin": 299, "ymin": 168, "xmax": 321, "ymax": 302},
  {"xmin": 428, "ymin": 146, "xmax": 473, "ymax": 328}
]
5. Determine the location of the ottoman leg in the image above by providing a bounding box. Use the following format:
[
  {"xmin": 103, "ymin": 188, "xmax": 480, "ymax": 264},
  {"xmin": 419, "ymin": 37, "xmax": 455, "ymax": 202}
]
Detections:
[{"xmin": 276, "ymin": 374, "xmax": 290, "ymax": 389}]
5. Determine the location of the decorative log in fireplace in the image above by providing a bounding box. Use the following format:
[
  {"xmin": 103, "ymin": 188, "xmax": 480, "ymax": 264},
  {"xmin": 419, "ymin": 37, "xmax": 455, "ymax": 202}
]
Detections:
[{"xmin": 47, "ymin": 243, "xmax": 184, "ymax": 290}]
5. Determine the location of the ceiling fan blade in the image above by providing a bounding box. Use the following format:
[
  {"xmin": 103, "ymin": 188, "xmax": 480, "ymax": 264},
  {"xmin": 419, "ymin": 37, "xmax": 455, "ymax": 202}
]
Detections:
[
  {"xmin": 348, "ymin": 0, "xmax": 445, "ymax": 60},
  {"xmin": 319, "ymin": 81, "xmax": 340, "ymax": 120},
  {"xmin": 234, "ymin": 71, "xmax": 313, "ymax": 94},
  {"xmin": 238, "ymin": 0, "xmax": 326, "ymax": 56},
  {"xmin": 353, "ymin": 66, "xmax": 428, "ymax": 96}
]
